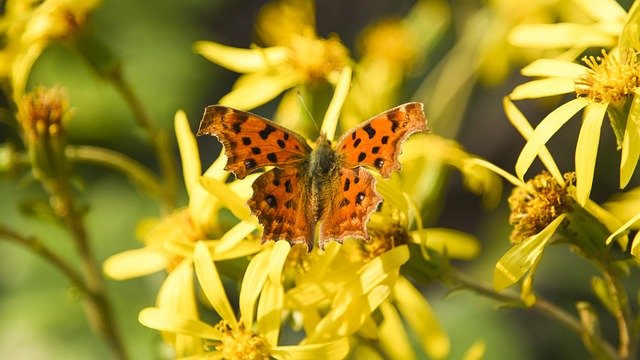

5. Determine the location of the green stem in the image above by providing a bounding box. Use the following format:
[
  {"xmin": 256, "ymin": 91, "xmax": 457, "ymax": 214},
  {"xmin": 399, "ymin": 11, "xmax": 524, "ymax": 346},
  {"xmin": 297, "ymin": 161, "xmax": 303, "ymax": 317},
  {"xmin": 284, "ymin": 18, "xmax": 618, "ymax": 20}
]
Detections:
[
  {"xmin": 599, "ymin": 260, "xmax": 635, "ymax": 360},
  {"xmin": 448, "ymin": 270, "xmax": 621, "ymax": 360},
  {"xmin": 39, "ymin": 174, "xmax": 128, "ymax": 360},
  {"xmin": 65, "ymin": 145, "xmax": 164, "ymax": 199},
  {"xmin": 109, "ymin": 70, "xmax": 177, "ymax": 214},
  {"xmin": 0, "ymin": 224, "xmax": 87, "ymax": 294}
]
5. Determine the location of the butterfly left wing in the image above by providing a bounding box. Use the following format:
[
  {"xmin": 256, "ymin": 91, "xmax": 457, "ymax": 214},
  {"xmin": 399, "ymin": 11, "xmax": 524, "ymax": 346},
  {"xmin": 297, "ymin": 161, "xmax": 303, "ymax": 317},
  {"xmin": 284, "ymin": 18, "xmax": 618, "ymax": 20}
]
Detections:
[
  {"xmin": 197, "ymin": 105, "xmax": 312, "ymax": 179},
  {"xmin": 335, "ymin": 102, "xmax": 428, "ymax": 178}
]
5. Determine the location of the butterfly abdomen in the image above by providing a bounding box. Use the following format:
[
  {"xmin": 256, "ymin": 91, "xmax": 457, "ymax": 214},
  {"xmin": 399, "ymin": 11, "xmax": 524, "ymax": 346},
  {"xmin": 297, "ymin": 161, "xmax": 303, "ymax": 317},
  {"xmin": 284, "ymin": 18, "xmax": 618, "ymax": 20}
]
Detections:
[{"xmin": 309, "ymin": 134, "xmax": 340, "ymax": 221}]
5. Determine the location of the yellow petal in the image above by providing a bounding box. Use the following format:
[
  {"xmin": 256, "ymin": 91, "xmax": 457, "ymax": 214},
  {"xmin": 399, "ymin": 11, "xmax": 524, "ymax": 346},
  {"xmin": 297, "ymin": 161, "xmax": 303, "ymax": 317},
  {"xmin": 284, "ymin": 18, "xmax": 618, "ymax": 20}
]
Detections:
[
  {"xmin": 620, "ymin": 94, "xmax": 640, "ymax": 188},
  {"xmin": 239, "ymin": 250, "xmax": 271, "ymax": 329},
  {"xmin": 175, "ymin": 110, "xmax": 201, "ymax": 198},
  {"xmin": 321, "ymin": 66, "xmax": 352, "ymax": 141},
  {"xmin": 273, "ymin": 338, "xmax": 350, "ymax": 360},
  {"xmin": 467, "ymin": 157, "xmax": 527, "ymax": 188},
  {"xmin": 257, "ymin": 279, "xmax": 284, "ymax": 346},
  {"xmin": 520, "ymin": 59, "xmax": 587, "ymax": 79},
  {"xmin": 508, "ymin": 23, "xmax": 616, "ymax": 49},
  {"xmin": 494, "ymin": 214, "xmax": 567, "ymax": 290},
  {"xmin": 194, "ymin": 41, "xmax": 289, "ymax": 73},
  {"xmin": 605, "ymin": 210, "xmax": 640, "ymax": 246},
  {"xmin": 378, "ymin": 302, "xmax": 415, "ymax": 360},
  {"xmin": 199, "ymin": 176, "xmax": 251, "ymax": 220},
  {"xmin": 193, "ymin": 241, "xmax": 237, "ymax": 327},
  {"xmin": 503, "ymin": 97, "xmax": 564, "ymax": 186},
  {"xmin": 510, "ymin": 78, "xmax": 576, "ymax": 100},
  {"xmin": 394, "ymin": 277, "xmax": 450, "ymax": 359},
  {"xmin": 621, "ymin": 1, "xmax": 640, "ymax": 50},
  {"xmin": 575, "ymin": 102, "xmax": 607, "ymax": 205},
  {"xmin": 213, "ymin": 220, "xmax": 259, "ymax": 254},
  {"xmin": 575, "ymin": 0, "xmax": 627, "ymax": 23},
  {"xmin": 515, "ymin": 98, "xmax": 588, "ymax": 180},
  {"xmin": 103, "ymin": 247, "xmax": 167, "ymax": 280},
  {"xmin": 416, "ymin": 228, "xmax": 481, "ymax": 260},
  {"xmin": 461, "ymin": 341, "xmax": 486, "ymax": 360},
  {"xmin": 139, "ymin": 307, "xmax": 222, "ymax": 340},
  {"xmin": 268, "ymin": 240, "xmax": 291, "ymax": 283},
  {"xmin": 220, "ymin": 71, "xmax": 302, "ymax": 110}
]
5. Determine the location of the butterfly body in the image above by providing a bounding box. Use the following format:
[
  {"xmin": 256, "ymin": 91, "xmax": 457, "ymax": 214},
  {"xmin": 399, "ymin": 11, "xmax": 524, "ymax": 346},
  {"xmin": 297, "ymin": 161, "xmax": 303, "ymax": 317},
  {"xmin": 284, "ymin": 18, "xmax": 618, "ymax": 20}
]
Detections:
[{"xmin": 197, "ymin": 103, "xmax": 428, "ymax": 250}]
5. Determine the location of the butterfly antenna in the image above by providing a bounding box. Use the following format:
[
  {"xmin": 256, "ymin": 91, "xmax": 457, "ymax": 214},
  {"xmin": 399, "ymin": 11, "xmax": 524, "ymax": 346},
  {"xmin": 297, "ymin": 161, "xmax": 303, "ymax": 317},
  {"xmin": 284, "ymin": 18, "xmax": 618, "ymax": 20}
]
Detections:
[{"xmin": 297, "ymin": 90, "xmax": 320, "ymax": 133}]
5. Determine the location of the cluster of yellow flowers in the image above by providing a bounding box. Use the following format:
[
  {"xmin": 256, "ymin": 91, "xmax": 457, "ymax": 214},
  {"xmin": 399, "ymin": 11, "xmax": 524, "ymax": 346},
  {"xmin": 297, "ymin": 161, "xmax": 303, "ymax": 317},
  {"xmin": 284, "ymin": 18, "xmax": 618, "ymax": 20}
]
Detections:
[{"xmin": 3, "ymin": 0, "xmax": 640, "ymax": 358}]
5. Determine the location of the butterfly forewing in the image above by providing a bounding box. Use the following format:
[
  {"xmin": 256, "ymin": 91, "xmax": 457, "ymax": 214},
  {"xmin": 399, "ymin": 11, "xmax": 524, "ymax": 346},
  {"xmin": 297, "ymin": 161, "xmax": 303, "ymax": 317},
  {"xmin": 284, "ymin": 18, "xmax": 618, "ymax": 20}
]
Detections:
[
  {"xmin": 336, "ymin": 102, "xmax": 428, "ymax": 178},
  {"xmin": 197, "ymin": 105, "xmax": 312, "ymax": 179}
]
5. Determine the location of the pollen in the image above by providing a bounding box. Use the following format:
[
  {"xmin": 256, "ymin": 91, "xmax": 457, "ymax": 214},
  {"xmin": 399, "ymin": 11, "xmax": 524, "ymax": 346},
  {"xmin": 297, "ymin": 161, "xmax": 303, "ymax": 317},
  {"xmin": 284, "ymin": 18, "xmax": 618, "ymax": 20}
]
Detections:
[
  {"xmin": 18, "ymin": 86, "xmax": 70, "ymax": 144},
  {"xmin": 213, "ymin": 321, "xmax": 271, "ymax": 360},
  {"xmin": 574, "ymin": 49, "xmax": 640, "ymax": 104},
  {"xmin": 360, "ymin": 221, "xmax": 411, "ymax": 260},
  {"xmin": 508, "ymin": 172, "xmax": 574, "ymax": 244},
  {"xmin": 287, "ymin": 33, "xmax": 349, "ymax": 82}
]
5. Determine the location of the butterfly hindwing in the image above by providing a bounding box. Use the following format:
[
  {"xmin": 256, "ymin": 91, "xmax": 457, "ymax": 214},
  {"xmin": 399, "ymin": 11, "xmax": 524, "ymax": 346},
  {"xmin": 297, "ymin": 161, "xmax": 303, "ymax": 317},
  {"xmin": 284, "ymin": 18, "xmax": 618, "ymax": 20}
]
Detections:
[
  {"xmin": 319, "ymin": 167, "xmax": 382, "ymax": 248},
  {"xmin": 248, "ymin": 167, "xmax": 315, "ymax": 248},
  {"xmin": 336, "ymin": 102, "xmax": 428, "ymax": 178},
  {"xmin": 197, "ymin": 105, "xmax": 312, "ymax": 179}
]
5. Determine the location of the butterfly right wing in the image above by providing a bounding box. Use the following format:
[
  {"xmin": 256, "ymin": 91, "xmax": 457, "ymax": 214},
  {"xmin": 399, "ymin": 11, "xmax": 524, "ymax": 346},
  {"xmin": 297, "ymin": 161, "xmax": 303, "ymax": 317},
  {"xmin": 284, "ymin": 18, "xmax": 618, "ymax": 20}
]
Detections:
[{"xmin": 197, "ymin": 105, "xmax": 312, "ymax": 179}]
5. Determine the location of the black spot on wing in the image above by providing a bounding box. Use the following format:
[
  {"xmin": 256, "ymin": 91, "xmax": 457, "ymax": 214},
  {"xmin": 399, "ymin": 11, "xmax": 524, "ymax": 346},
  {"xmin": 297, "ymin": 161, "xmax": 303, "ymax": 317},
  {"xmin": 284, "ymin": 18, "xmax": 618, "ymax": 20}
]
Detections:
[
  {"xmin": 381, "ymin": 135, "xmax": 389, "ymax": 144},
  {"xmin": 245, "ymin": 159, "xmax": 257, "ymax": 170},
  {"xmin": 284, "ymin": 180, "xmax": 292, "ymax": 193},
  {"xmin": 339, "ymin": 198, "xmax": 350, "ymax": 207},
  {"xmin": 343, "ymin": 178, "xmax": 350, "ymax": 191},
  {"xmin": 355, "ymin": 191, "xmax": 365, "ymax": 205},
  {"xmin": 242, "ymin": 137, "xmax": 252, "ymax": 145},
  {"xmin": 284, "ymin": 199, "xmax": 294, "ymax": 208},
  {"xmin": 265, "ymin": 194, "xmax": 277, "ymax": 208},
  {"xmin": 353, "ymin": 138, "xmax": 362, "ymax": 147},
  {"xmin": 371, "ymin": 146, "xmax": 380, "ymax": 154},
  {"xmin": 266, "ymin": 153, "xmax": 277, "ymax": 163},
  {"xmin": 259, "ymin": 124, "xmax": 277, "ymax": 140},
  {"xmin": 251, "ymin": 147, "xmax": 261, "ymax": 155},
  {"xmin": 277, "ymin": 139, "xmax": 286, "ymax": 149},
  {"xmin": 362, "ymin": 124, "xmax": 376, "ymax": 139},
  {"xmin": 374, "ymin": 158, "xmax": 384, "ymax": 169},
  {"xmin": 390, "ymin": 119, "xmax": 399, "ymax": 133},
  {"xmin": 357, "ymin": 152, "xmax": 366, "ymax": 162}
]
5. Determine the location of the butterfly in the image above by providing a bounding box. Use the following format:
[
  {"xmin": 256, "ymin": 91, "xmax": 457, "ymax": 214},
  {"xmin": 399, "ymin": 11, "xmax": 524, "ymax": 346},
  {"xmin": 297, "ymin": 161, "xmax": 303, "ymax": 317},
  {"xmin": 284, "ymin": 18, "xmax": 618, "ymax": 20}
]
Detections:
[{"xmin": 197, "ymin": 103, "xmax": 428, "ymax": 251}]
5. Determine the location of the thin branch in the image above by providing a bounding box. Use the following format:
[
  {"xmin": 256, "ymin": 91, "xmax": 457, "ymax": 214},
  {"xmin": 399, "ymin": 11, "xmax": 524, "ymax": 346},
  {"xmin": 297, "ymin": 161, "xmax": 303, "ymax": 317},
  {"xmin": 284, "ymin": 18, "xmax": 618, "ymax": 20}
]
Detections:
[{"xmin": 0, "ymin": 224, "xmax": 88, "ymax": 293}]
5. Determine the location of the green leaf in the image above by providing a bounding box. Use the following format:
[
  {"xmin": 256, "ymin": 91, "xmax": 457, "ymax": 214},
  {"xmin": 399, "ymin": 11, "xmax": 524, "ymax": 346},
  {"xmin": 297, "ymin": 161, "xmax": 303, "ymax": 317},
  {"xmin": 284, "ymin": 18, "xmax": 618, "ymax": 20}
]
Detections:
[{"xmin": 494, "ymin": 214, "xmax": 566, "ymax": 290}]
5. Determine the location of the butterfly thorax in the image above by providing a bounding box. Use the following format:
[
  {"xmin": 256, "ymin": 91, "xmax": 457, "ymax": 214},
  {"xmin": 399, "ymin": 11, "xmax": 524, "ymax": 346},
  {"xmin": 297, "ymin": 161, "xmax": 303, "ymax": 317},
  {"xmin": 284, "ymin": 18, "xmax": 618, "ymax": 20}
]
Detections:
[{"xmin": 308, "ymin": 133, "xmax": 340, "ymax": 221}]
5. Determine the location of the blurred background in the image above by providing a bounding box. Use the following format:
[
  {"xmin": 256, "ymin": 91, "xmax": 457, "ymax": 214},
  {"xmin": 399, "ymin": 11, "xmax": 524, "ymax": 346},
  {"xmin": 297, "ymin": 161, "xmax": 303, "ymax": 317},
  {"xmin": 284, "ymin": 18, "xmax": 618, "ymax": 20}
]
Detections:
[{"xmin": 0, "ymin": 0, "xmax": 636, "ymax": 359}]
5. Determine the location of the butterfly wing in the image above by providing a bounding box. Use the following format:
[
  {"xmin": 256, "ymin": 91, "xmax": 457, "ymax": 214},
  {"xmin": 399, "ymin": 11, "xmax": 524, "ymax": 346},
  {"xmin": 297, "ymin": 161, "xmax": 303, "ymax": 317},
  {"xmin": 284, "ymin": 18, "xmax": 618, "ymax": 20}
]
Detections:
[
  {"xmin": 197, "ymin": 105, "xmax": 312, "ymax": 179},
  {"xmin": 319, "ymin": 167, "xmax": 381, "ymax": 249},
  {"xmin": 335, "ymin": 102, "xmax": 428, "ymax": 178},
  {"xmin": 248, "ymin": 167, "xmax": 315, "ymax": 249}
]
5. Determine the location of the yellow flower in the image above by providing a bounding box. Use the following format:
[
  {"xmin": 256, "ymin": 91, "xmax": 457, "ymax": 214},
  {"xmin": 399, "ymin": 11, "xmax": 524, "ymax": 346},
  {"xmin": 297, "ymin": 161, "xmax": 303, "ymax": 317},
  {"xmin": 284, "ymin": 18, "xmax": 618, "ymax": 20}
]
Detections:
[
  {"xmin": 0, "ymin": 0, "xmax": 99, "ymax": 98},
  {"xmin": 103, "ymin": 111, "xmax": 261, "ymax": 282},
  {"xmin": 510, "ymin": 47, "xmax": 640, "ymax": 206},
  {"xmin": 508, "ymin": 0, "xmax": 626, "ymax": 58},
  {"xmin": 193, "ymin": 0, "xmax": 349, "ymax": 110},
  {"xmin": 139, "ymin": 241, "xmax": 350, "ymax": 359}
]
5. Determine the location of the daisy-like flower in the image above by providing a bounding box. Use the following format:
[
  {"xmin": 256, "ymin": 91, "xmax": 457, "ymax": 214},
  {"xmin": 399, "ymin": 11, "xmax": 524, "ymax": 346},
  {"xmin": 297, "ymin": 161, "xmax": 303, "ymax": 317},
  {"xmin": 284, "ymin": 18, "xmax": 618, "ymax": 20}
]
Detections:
[
  {"xmin": 0, "ymin": 0, "xmax": 100, "ymax": 99},
  {"xmin": 341, "ymin": 0, "xmax": 449, "ymax": 130},
  {"xmin": 508, "ymin": 0, "xmax": 627, "ymax": 59},
  {"xmin": 481, "ymin": 99, "xmax": 628, "ymax": 305},
  {"xmin": 103, "ymin": 111, "xmax": 262, "ymax": 356},
  {"xmin": 139, "ymin": 241, "xmax": 350, "ymax": 359},
  {"xmin": 510, "ymin": 45, "xmax": 640, "ymax": 206},
  {"xmin": 193, "ymin": 0, "xmax": 349, "ymax": 111}
]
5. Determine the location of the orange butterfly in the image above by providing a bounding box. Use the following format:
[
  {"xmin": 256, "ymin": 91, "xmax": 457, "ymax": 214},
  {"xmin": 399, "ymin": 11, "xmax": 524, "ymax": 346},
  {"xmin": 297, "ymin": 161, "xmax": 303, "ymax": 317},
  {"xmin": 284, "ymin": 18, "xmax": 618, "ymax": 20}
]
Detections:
[{"xmin": 197, "ymin": 103, "xmax": 428, "ymax": 250}]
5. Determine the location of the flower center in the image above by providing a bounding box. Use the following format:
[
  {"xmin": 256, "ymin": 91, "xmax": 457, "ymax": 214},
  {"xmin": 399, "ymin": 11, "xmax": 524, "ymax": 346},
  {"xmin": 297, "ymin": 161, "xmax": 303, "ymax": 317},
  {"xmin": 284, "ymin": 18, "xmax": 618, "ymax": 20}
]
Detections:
[
  {"xmin": 359, "ymin": 218, "xmax": 411, "ymax": 260},
  {"xmin": 18, "ymin": 86, "xmax": 70, "ymax": 144},
  {"xmin": 574, "ymin": 49, "xmax": 640, "ymax": 104},
  {"xmin": 287, "ymin": 34, "xmax": 349, "ymax": 82},
  {"xmin": 214, "ymin": 321, "xmax": 271, "ymax": 360},
  {"xmin": 508, "ymin": 172, "xmax": 574, "ymax": 244}
]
